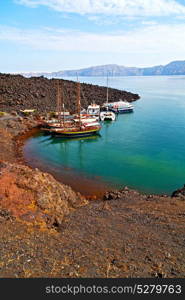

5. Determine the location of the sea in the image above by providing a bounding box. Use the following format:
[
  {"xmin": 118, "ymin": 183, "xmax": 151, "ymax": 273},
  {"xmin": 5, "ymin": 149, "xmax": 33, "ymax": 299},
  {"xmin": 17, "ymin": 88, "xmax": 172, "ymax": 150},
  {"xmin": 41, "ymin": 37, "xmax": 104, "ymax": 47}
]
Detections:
[{"xmin": 23, "ymin": 75, "xmax": 185, "ymax": 196}]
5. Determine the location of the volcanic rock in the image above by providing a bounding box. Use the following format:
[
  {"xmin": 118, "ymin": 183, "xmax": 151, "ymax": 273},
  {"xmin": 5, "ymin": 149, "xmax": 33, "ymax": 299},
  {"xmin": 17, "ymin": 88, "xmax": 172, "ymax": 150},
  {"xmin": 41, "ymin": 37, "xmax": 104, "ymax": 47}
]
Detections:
[
  {"xmin": 0, "ymin": 73, "xmax": 140, "ymax": 114},
  {"xmin": 0, "ymin": 162, "xmax": 87, "ymax": 227},
  {"xmin": 171, "ymin": 184, "xmax": 185, "ymax": 199}
]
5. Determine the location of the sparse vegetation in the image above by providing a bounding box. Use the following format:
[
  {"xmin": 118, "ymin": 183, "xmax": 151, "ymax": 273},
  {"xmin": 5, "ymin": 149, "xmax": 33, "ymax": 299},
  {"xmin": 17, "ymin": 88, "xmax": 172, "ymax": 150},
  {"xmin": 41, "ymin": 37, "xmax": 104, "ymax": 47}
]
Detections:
[{"xmin": 0, "ymin": 111, "xmax": 6, "ymax": 117}]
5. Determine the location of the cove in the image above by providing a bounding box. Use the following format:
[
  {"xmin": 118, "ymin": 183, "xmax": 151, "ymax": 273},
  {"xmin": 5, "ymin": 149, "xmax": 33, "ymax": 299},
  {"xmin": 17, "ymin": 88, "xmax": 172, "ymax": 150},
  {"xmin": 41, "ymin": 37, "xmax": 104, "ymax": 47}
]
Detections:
[{"xmin": 23, "ymin": 76, "xmax": 185, "ymax": 196}]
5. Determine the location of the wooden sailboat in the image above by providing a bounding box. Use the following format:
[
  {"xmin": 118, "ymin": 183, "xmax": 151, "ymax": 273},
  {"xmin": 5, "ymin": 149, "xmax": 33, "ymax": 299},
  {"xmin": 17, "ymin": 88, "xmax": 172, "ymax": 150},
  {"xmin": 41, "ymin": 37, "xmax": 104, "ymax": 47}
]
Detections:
[
  {"xmin": 50, "ymin": 79, "xmax": 101, "ymax": 137},
  {"xmin": 41, "ymin": 80, "xmax": 73, "ymax": 132}
]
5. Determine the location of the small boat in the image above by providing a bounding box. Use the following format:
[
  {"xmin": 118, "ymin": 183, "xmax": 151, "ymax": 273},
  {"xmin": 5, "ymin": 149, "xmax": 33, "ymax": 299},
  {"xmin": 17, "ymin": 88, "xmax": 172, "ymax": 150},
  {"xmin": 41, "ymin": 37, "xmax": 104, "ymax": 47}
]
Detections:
[
  {"xmin": 100, "ymin": 75, "xmax": 116, "ymax": 121},
  {"xmin": 20, "ymin": 109, "xmax": 36, "ymax": 116},
  {"xmin": 100, "ymin": 110, "xmax": 116, "ymax": 121},
  {"xmin": 105, "ymin": 100, "xmax": 134, "ymax": 113},
  {"xmin": 87, "ymin": 103, "xmax": 100, "ymax": 120}
]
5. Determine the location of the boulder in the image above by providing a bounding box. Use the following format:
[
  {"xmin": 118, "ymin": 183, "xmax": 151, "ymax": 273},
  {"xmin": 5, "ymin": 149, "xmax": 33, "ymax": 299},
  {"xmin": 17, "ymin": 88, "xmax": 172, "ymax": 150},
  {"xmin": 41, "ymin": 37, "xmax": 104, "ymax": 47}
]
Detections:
[{"xmin": 171, "ymin": 184, "xmax": 185, "ymax": 199}]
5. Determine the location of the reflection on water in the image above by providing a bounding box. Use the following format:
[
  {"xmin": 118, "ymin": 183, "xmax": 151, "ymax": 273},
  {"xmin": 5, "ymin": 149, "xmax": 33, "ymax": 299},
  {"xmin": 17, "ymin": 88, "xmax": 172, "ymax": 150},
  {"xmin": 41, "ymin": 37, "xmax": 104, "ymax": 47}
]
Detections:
[
  {"xmin": 40, "ymin": 134, "xmax": 102, "ymax": 171},
  {"xmin": 24, "ymin": 132, "xmax": 111, "ymax": 197},
  {"xmin": 40, "ymin": 133, "xmax": 101, "ymax": 145}
]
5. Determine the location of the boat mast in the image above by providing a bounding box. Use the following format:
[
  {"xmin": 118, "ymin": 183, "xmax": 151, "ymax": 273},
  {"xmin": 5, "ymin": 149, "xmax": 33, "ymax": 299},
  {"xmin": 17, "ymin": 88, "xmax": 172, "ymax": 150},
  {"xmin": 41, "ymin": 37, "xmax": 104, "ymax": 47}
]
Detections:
[
  {"xmin": 56, "ymin": 80, "xmax": 61, "ymax": 126},
  {"xmin": 76, "ymin": 74, "xmax": 81, "ymax": 128},
  {"xmin": 106, "ymin": 74, "xmax": 109, "ymax": 110},
  {"xmin": 61, "ymin": 84, "xmax": 65, "ymax": 128},
  {"xmin": 56, "ymin": 79, "xmax": 63, "ymax": 127},
  {"xmin": 62, "ymin": 101, "xmax": 65, "ymax": 128}
]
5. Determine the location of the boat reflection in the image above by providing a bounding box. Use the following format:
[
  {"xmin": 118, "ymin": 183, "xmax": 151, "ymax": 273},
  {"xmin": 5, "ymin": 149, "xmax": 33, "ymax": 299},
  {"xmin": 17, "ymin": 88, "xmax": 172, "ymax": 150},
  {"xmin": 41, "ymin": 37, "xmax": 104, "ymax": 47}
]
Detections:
[
  {"xmin": 51, "ymin": 133, "xmax": 101, "ymax": 144},
  {"xmin": 37, "ymin": 132, "xmax": 102, "ymax": 146},
  {"xmin": 35, "ymin": 133, "xmax": 102, "ymax": 171}
]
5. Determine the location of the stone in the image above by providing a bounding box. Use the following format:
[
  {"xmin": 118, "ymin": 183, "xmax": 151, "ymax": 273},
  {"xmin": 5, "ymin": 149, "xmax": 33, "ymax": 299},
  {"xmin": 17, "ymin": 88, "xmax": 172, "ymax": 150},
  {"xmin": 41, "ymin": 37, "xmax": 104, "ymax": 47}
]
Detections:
[{"xmin": 171, "ymin": 184, "xmax": 185, "ymax": 199}]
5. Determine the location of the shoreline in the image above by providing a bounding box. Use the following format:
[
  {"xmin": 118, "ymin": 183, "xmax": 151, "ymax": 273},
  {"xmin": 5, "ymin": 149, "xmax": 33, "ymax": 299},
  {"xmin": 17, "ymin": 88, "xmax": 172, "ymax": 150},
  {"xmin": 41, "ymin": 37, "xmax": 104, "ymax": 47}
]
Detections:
[
  {"xmin": 0, "ymin": 116, "xmax": 88, "ymax": 222},
  {"xmin": 1, "ymin": 115, "xmax": 184, "ymax": 216},
  {"xmin": 1, "ymin": 117, "xmax": 185, "ymax": 277},
  {"xmin": 16, "ymin": 123, "xmax": 170, "ymax": 199},
  {"xmin": 18, "ymin": 128, "xmax": 111, "ymax": 199}
]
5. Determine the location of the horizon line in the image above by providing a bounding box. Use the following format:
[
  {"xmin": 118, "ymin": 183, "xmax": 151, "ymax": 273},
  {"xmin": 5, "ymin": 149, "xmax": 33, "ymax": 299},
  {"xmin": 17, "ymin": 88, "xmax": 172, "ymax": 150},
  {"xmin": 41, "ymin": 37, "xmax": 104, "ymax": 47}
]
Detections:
[{"xmin": 7, "ymin": 59, "xmax": 185, "ymax": 74}]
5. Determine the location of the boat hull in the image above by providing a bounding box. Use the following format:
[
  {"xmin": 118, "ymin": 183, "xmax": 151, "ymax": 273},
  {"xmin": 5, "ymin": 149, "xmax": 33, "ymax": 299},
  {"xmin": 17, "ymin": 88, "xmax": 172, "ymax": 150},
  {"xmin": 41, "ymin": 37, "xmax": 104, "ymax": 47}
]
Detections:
[
  {"xmin": 100, "ymin": 116, "xmax": 116, "ymax": 121},
  {"xmin": 100, "ymin": 111, "xmax": 116, "ymax": 121},
  {"xmin": 50, "ymin": 127, "xmax": 101, "ymax": 138},
  {"xmin": 110, "ymin": 108, "xmax": 133, "ymax": 114}
]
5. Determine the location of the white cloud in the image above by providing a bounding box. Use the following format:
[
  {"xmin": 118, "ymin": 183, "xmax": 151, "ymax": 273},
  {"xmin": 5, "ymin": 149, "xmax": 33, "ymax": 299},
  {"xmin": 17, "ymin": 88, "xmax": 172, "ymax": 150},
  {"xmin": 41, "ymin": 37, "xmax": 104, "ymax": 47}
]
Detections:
[
  {"xmin": 15, "ymin": 0, "xmax": 185, "ymax": 16},
  {"xmin": 141, "ymin": 21, "xmax": 158, "ymax": 25},
  {"xmin": 1, "ymin": 23, "xmax": 185, "ymax": 58}
]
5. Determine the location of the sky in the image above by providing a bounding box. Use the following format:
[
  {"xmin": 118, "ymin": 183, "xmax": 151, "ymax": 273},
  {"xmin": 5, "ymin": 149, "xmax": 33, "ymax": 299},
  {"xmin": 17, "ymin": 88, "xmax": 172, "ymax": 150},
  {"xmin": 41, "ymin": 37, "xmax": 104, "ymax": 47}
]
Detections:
[{"xmin": 0, "ymin": 0, "xmax": 185, "ymax": 72}]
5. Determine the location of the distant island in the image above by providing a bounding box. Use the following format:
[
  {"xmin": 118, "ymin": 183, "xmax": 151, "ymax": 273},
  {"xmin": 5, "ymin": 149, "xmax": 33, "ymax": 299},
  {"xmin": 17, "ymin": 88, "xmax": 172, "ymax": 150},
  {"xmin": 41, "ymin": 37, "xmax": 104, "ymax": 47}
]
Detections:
[{"xmin": 21, "ymin": 60, "xmax": 185, "ymax": 78}]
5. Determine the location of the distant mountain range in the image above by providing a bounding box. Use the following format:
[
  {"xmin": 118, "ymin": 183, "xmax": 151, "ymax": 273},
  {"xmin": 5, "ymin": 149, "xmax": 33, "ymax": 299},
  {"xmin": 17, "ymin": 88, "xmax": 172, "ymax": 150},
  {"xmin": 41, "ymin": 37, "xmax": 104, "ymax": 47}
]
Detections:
[{"xmin": 21, "ymin": 60, "xmax": 185, "ymax": 78}]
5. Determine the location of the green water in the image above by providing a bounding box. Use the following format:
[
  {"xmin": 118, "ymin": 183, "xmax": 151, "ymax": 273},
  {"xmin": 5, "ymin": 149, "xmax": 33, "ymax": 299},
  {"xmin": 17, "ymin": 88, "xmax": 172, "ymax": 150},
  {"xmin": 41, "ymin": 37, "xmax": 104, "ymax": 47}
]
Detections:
[{"xmin": 24, "ymin": 76, "xmax": 185, "ymax": 195}]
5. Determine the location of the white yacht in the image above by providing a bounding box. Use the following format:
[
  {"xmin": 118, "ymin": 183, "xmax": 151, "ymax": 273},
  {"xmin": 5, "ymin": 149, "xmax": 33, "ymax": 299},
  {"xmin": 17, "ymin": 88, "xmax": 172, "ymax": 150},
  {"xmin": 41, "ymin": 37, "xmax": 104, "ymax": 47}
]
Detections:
[
  {"xmin": 87, "ymin": 103, "xmax": 100, "ymax": 120},
  {"xmin": 104, "ymin": 100, "xmax": 134, "ymax": 113}
]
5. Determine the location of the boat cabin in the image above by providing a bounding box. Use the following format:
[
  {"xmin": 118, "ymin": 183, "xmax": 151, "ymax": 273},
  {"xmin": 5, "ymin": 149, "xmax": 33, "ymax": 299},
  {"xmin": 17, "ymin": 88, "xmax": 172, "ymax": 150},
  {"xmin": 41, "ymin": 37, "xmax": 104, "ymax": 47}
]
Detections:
[{"xmin": 87, "ymin": 104, "xmax": 100, "ymax": 116}]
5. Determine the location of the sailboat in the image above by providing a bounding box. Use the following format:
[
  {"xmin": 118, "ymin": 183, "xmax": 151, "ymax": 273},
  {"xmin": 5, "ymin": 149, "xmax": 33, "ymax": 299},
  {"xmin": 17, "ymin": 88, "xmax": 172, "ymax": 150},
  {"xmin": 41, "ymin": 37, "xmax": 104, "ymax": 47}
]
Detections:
[
  {"xmin": 100, "ymin": 76, "xmax": 116, "ymax": 121},
  {"xmin": 50, "ymin": 80, "xmax": 101, "ymax": 138},
  {"xmin": 41, "ymin": 80, "xmax": 73, "ymax": 133}
]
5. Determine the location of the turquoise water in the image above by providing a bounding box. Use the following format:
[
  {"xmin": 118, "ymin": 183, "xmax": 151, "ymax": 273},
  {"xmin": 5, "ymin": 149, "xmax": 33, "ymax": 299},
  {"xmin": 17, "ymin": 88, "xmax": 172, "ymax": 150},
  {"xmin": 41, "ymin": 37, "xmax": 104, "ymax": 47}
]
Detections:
[{"xmin": 24, "ymin": 76, "xmax": 185, "ymax": 195}]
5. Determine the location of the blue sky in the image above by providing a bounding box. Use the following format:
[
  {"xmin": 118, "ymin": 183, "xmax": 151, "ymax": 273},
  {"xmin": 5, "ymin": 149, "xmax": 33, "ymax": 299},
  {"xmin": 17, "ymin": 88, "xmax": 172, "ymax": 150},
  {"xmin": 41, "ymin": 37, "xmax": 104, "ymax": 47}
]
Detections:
[{"xmin": 1, "ymin": 0, "xmax": 185, "ymax": 72}]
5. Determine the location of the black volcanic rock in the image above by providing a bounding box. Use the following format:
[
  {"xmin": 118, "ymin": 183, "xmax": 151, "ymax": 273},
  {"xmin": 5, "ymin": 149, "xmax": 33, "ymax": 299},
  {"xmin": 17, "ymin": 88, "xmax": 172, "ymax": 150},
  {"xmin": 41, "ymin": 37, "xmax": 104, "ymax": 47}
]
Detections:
[
  {"xmin": 0, "ymin": 73, "xmax": 139, "ymax": 114},
  {"xmin": 171, "ymin": 184, "xmax": 185, "ymax": 199}
]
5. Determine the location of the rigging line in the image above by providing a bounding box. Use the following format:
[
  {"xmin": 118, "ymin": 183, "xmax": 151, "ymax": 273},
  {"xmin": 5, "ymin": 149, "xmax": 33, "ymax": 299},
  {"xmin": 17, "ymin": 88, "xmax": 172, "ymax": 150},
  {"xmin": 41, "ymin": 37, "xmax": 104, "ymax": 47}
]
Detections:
[
  {"xmin": 81, "ymin": 87, "xmax": 87, "ymax": 109},
  {"xmin": 63, "ymin": 83, "xmax": 72, "ymax": 111}
]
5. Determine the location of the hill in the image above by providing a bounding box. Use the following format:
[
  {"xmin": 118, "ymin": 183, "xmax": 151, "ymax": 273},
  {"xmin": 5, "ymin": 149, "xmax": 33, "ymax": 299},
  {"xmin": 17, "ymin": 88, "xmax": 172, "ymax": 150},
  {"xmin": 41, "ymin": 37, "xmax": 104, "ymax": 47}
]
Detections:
[
  {"xmin": 21, "ymin": 60, "xmax": 185, "ymax": 78},
  {"xmin": 0, "ymin": 73, "xmax": 139, "ymax": 113}
]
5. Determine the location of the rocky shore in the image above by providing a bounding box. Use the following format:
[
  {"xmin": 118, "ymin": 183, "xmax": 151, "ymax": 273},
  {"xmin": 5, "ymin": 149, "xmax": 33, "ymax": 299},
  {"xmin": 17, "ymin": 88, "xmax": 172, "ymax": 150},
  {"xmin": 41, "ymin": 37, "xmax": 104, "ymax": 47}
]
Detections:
[
  {"xmin": 0, "ymin": 80, "xmax": 185, "ymax": 277},
  {"xmin": 0, "ymin": 73, "xmax": 139, "ymax": 114}
]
